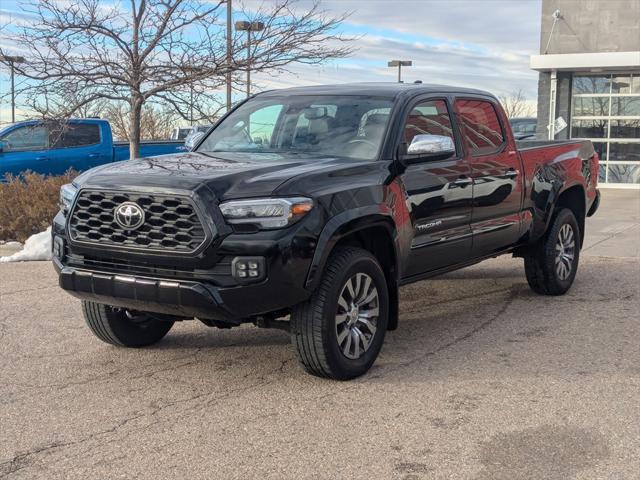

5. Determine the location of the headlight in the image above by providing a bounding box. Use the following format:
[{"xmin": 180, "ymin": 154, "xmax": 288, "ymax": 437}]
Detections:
[
  {"xmin": 59, "ymin": 183, "xmax": 78, "ymax": 214},
  {"xmin": 219, "ymin": 197, "xmax": 313, "ymax": 229}
]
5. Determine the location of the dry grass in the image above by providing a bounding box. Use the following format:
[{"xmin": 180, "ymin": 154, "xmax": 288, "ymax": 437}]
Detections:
[{"xmin": 0, "ymin": 171, "xmax": 77, "ymax": 242}]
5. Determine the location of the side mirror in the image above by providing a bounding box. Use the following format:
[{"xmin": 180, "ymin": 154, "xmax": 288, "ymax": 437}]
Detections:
[
  {"xmin": 0, "ymin": 140, "xmax": 6, "ymax": 153},
  {"xmin": 185, "ymin": 132, "xmax": 205, "ymax": 151},
  {"xmin": 402, "ymin": 134, "xmax": 455, "ymax": 164}
]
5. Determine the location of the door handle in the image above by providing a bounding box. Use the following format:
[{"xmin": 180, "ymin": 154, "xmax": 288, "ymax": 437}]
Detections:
[
  {"xmin": 88, "ymin": 153, "xmax": 100, "ymax": 158},
  {"xmin": 453, "ymin": 176, "xmax": 473, "ymax": 187},
  {"xmin": 504, "ymin": 168, "xmax": 519, "ymax": 179},
  {"xmin": 35, "ymin": 156, "xmax": 47, "ymax": 161}
]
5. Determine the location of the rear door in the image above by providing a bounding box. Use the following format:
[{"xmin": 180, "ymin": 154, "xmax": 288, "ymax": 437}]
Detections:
[
  {"xmin": 49, "ymin": 122, "xmax": 106, "ymax": 173},
  {"xmin": 399, "ymin": 96, "xmax": 473, "ymax": 278},
  {"xmin": 454, "ymin": 97, "xmax": 524, "ymax": 256}
]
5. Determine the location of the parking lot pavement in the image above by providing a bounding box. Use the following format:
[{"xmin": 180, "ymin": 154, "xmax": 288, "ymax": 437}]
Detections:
[{"xmin": 1, "ymin": 190, "xmax": 639, "ymax": 480}]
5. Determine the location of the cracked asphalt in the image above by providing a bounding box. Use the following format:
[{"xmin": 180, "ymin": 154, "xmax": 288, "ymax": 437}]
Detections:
[{"xmin": 1, "ymin": 190, "xmax": 639, "ymax": 479}]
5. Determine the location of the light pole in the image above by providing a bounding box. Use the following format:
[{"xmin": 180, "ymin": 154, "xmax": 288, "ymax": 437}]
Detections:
[
  {"xmin": 388, "ymin": 60, "xmax": 412, "ymax": 83},
  {"xmin": 226, "ymin": 0, "xmax": 232, "ymax": 111},
  {"xmin": 235, "ymin": 21, "xmax": 265, "ymax": 98},
  {"xmin": 0, "ymin": 55, "xmax": 26, "ymax": 123}
]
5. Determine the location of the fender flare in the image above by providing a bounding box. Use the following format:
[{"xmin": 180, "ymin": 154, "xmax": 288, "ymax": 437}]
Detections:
[
  {"xmin": 304, "ymin": 206, "xmax": 399, "ymax": 291},
  {"xmin": 531, "ymin": 179, "xmax": 587, "ymax": 245}
]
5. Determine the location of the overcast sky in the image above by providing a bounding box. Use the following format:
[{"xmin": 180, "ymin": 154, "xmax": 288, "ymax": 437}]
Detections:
[{"xmin": 0, "ymin": 0, "xmax": 543, "ymax": 123}]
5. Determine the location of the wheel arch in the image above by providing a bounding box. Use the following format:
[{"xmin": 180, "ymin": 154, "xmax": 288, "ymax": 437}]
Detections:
[
  {"xmin": 305, "ymin": 208, "xmax": 400, "ymax": 331},
  {"xmin": 553, "ymin": 183, "xmax": 587, "ymax": 247}
]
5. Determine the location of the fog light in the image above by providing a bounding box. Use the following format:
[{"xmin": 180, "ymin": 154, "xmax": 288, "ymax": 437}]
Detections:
[{"xmin": 232, "ymin": 257, "xmax": 265, "ymax": 283}]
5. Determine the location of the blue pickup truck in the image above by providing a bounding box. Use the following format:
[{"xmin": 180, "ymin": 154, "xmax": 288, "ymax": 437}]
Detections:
[{"xmin": 0, "ymin": 118, "xmax": 187, "ymax": 178}]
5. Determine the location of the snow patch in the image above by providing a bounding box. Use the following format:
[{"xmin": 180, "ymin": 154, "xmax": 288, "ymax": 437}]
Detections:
[{"xmin": 0, "ymin": 228, "xmax": 52, "ymax": 263}]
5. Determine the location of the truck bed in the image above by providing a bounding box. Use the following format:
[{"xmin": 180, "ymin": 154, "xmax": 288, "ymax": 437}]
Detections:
[{"xmin": 113, "ymin": 140, "xmax": 187, "ymax": 162}]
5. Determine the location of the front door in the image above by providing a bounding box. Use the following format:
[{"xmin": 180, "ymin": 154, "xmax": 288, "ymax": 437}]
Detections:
[
  {"xmin": 400, "ymin": 97, "xmax": 473, "ymax": 278},
  {"xmin": 0, "ymin": 124, "xmax": 50, "ymax": 177},
  {"xmin": 454, "ymin": 98, "xmax": 524, "ymax": 256}
]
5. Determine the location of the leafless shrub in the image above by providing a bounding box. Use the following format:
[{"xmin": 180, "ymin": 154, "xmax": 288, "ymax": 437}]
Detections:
[{"xmin": 0, "ymin": 171, "xmax": 77, "ymax": 242}]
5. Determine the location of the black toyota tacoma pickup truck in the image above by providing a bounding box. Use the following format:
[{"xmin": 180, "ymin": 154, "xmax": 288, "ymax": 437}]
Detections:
[{"xmin": 53, "ymin": 83, "xmax": 600, "ymax": 380}]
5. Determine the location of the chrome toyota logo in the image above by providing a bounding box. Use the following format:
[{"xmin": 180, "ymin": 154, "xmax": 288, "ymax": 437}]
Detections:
[{"xmin": 114, "ymin": 202, "xmax": 145, "ymax": 230}]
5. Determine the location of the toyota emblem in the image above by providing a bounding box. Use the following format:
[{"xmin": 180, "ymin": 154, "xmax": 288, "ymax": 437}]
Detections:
[{"xmin": 114, "ymin": 202, "xmax": 145, "ymax": 230}]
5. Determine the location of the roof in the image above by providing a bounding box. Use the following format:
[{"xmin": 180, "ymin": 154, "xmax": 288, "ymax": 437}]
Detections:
[{"xmin": 257, "ymin": 82, "xmax": 492, "ymax": 99}]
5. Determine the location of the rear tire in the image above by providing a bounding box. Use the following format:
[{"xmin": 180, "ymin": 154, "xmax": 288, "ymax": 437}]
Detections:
[
  {"xmin": 291, "ymin": 247, "xmax": 389, "ymax": 380},
  {"xmin": 82, "ymin": 301, "xmax": 174, "ymax": 347},
  {"xmin": 524, "ymin": 208, "xmax": 580, "ymax": 296}
]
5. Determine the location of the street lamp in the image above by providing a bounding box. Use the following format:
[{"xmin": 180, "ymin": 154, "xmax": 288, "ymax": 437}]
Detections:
[
  {"xmin": 0, "ymin": 55, "xmax": 26, "ymax": 123},
  {"xmin": 235, "ymin": 21, "xmax": 265, "ymax": 98},
  {"xmin": 226, "ymin": 0, "xmax": 232, "ymax": 111},
  {"xmin": 388, "ymin": 60, "xmax": 412, "ymax": 83}
]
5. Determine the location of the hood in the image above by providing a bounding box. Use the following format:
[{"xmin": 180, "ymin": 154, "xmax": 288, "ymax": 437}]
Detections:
[{"xmin": 75, "ymin": 151, "xmax": 353, "ymax": 200}]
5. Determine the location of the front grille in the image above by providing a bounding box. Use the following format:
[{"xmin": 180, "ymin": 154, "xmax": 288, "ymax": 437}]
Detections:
[{"xmin": 69, "ymin": 190, "xmax": 209, "ymax": 253}]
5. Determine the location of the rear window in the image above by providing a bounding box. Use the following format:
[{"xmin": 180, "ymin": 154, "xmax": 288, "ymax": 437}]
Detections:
[
  {"xmin": 51, "ymin": 124, "xmax": 101, "ymax": 148},
  {"xmin": 455, "ymin": 99, "xmax": 504, "ymax": 155}
]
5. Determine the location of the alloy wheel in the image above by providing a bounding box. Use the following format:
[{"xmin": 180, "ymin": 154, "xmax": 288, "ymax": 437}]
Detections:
[
  {"xmin": 555, "ymin": 223, "xmax": 575, "ymax": 281},
  {"xmin": 335, "ymin": 273, "xmax": 379, "ymax": 359}
]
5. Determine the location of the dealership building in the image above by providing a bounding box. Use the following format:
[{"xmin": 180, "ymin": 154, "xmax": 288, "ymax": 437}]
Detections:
[{"xmin": 530, "ymin": 0, "xmax": 640, "ymax": 187}]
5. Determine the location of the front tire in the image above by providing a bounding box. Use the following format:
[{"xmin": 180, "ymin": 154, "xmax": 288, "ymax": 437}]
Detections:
[
  {"xmin": 291, "ymin": 247, "xmax": 389, "ymax": 380},
  {"xmin": 524, "ymin": 208, "xmax": 581, "ymax": 295},
  {"xmin": 82, "ymin": 301, "xmax": 174, "ymax": 347}
]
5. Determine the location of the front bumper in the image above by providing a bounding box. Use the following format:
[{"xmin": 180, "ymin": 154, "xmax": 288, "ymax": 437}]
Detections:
[
  {"xmin": 53, "ymin": 255, "xmax": 311, "ymax": 322},
  {"xmin": 54, "ymin": 256, "xmax": 235, "ymax": 321}
]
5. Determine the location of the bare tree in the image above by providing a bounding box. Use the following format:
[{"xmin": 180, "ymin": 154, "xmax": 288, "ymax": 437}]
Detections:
[
  {"xmin": 1, "ymin": 0, "xmax": 352, "ymax": 159},
  {"xmin": 498, "ymin": 89, "xmax": 536, "ymax": 118},
  {"xmin": 26, "ymin": 86, "xmax": 108, "ymax": 120},
  {"xmin": 104, "ymin": 102, "xmax": 179, "ymax": 140}
]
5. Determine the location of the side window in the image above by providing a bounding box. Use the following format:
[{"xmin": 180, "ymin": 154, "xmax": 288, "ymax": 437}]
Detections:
[
  {"xmin": 404, "ymin": 99, "xmax": 456, "ymax": 151},
  {"xmin": 50, "ymin": 124, "xmax": 101, "ymax": 149},
  {"xmin": 455, "ymin": 99, "xmax": 505, "ymax": 155},
  {"xmin": 248, "ymin": 104, "xmax": 284, "ymax": 145},
  {"xmin": 1, "ymin": 125, "xmax": 49, "ymax": 152}
]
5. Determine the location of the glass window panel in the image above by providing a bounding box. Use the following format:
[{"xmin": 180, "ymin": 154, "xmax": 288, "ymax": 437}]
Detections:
[
  {"xmin": 404, "ymin": 100, "xmax": 456, "ymax": 151},
  {"xmin": 611, "ymin": 97, "xmax": 640, "ymax": 116},
  {"xmin": 455, "ymin": 99, "xmax": 504, "ymax": 155},
  {"xmin": 572, "ymin": 97, "xmax": 609, "ymax": 116},
  {"xmin": 610, "ymin": 120, "xmax": 640, "ymax": 138},
  {"xmin": 610, "ymin": 75, "xmax": 633, "ymax": 94},
  {"xmin": 572, "ymin": 75, "xmax": 610, "ymax": 94},
  {"xmin": 609, "ymin": 142, "xmax": 640, "ymax": 162},
  {"xmin": 592, "ymin": 142, "xmax": 607, "ymax": 161},
  {"xmin": 607, "ymin": 164, "xmax": 640, "ymax": 183},
  {"xmin": 0, "ymin": 125, "xmax": 49, "ymax": 151},
  {"xmin": 50, "ymin": 124, "xmax": 101, "ymax": 148},
  {"xmin": 631, "ymin": 75, "xmax": 640, "ymax": 94},
  {"xmin": 571, "ymin": 120, "xmax": 608, "ymax": 138},
  {"xmin": 598, "ymin": 164, "xmax": 607, "ymax": 183}
]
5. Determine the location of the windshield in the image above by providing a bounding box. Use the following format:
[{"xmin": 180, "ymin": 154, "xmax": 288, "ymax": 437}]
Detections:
[{"xmin": 197, "ymin": 95, "xmax": 394, "ymax": 161}]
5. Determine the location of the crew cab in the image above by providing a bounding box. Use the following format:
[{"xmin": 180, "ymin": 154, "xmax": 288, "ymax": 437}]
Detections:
[
  {"xmin": 0, "ymin": 118, "xmax": 186, "ymax": 178},
  {"xmin": 52, "ymin": 84, "xmax": 600, "ymax": 380}
]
